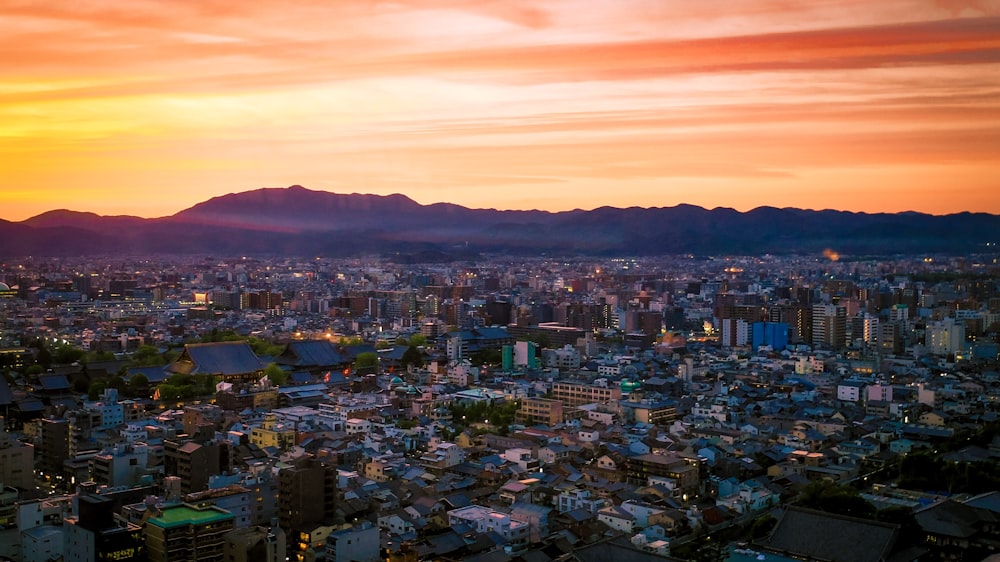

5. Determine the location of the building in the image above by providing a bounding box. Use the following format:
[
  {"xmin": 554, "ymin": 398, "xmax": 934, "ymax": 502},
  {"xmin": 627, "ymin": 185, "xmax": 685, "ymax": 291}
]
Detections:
[
  {"xmin": 447, "ymin": 505, "xmax": 529, "ymax": 552},
  {"xmin": 877, "ymin": 321, "xmax": 904, "ymax": 355},
  {"xmin": 515, "ymin": 397, "xmax": 564, "ymax": 427},
  {"xmin": 418, "ymin": 442, "xmax": 466, "ymax": 474},
  {"xmin": 551, "ymin": 380, "xmax": 622, "ymax": 407},
  {"xmin": 167, "ymin": 341, "xmax": 265, "ymax": 383},
  {"xmin": 626, "ymin": 453, "xmax": 701, "ymax": 492},
  {"xmin": 621, "ymin": 398, "xmax": 677, "ymax": 425},
  {"xmin": 145, "ymin": 503, "xmax": 236, "ymax": 562},
  {"xmin": 719, "ymin": 318, "xmax": 751, "ymax": 348},
  {"xmin": 184, "ymin": 485, "xmax": 253, "ymax": 528},
  {"xmin": 277, "ymin": 456, "xmax": 338, "ymax": 541},
  {"xmin": 89, "ymin": 443, "xmax": 151, "ymax": 488},
  {"xmin": 37, "ymin": 417, "xmax": 71, "ymax": 480},
  {"xmin": 250, "ymin": 414, "xmax": 296, "ymax": 451},
  {"xmin": 163, "ymin": 438, "xmax": 229, "ymax": 495},
  {"xmin": 0, "ymin": 416, "xmax": 33, "ymax": 489},
  {"xmin": 812, "ymin": 305, "xmax": 847, "ymax": 349},
  {"xmin": 325, "ymin": 522, "xmax": 379, "ymax": 562},
  {"xmin": 64, "ymin": 493, "xmax": 146, "ymax": 562},
  {"xmin": 837, "ymin": 380, "xmax": 866, "ymax": 403},
  {"xmin": 926, "ymin": 318, "xmax": 966, "ymax": 356},
  {"xmin": 752, "ymin": 322, "xmax": 789, "ymax": 351},
  {"xmin": 223, "ymin": 524, "xmax": 286, "ymax": 562}
]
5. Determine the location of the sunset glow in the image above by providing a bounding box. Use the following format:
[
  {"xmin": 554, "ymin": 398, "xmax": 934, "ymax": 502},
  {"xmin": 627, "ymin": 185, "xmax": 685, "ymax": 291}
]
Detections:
[{"xmin": 2, "ymin": 0, "xmax": 999, "ymax": 220}]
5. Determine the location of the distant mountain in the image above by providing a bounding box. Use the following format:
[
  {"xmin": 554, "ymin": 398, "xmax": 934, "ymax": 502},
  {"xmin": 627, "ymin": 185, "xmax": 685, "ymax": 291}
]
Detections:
[{"xmin": 2, "ymin": 185, "xmax": 998, "ymax": 258}]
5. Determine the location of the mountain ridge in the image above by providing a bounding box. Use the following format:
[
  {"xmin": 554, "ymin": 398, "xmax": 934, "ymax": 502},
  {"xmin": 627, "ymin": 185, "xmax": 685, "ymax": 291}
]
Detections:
[{"xmin": 3, "ymin": 185, "xmax": 998, "ymax": 258}]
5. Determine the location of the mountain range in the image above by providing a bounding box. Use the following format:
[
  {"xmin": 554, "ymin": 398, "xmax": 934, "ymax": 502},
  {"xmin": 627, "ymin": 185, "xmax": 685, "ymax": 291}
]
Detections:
[{"xmin": 2, "ymin": 185, "xmax": 997, "ymax": 259}]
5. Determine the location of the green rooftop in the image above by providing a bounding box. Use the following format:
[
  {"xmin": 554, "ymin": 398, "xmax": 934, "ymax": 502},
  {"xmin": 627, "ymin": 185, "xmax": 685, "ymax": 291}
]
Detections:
[{"xmin": 148, "ymin": 503, "xmax": 234, "ymax": 529}]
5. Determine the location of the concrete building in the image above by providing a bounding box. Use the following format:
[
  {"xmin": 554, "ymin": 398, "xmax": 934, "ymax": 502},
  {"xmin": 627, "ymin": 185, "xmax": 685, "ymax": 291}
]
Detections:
[
  {"xmin": 223, "ymin": 524, "xmax": 286, "ymax": 562},
  {"xmin": 325, "ymin": 522, "xmax": 379, "ymax": 562},
  {"xmin": 926, "ymin": 318, "xmax": 966, "ymax": 356},
  {"xmin": 447, "ymin": 505, "xmax": 529, "ymax": 552},
  {"xmin": 0, "ymin": 416, "xmax": 33, "ymax": 489},
  {"xmin": 515, "ymin": 397, "xmax": 564, "ymax": 427},
  {"xmin": 145, "ymin": 503, "xmax": 235, "ymax": 562},
  {"xmin": 551, "ymin": 380, "xmax": 622, "ymax": 407}
]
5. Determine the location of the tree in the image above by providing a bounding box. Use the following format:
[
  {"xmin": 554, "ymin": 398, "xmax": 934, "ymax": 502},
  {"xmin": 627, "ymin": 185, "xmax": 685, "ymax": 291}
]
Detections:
[
  {"xmin": 35, "ymin": 345, "xmax": 52, "ymax": 369},
  {"xmin": 797, "ymin": 480, "xmax": 876, "ymax": 519},
  {"xmin": 53, "ymin": 344, "xmax": 84, "ymax": 365},
  {"xmin": 408, "ymin": 334, "xmax": 427, "ymax": 347},
  {"xmin": 249, "ymin": 337, "xmax": 285, "ymax": 357},
  {"xmin": 750, "ymin": 514, "xmax": 777, "ymax": 539},
  {"xmin": 88, "ymin": 380, "xmax": 107, "ymax": 401},
  {"xmin": 355, "ymin": 352, "xmax": 379, "ymax": 375},
  {"xmin": 263, "ymin": 363, "xmax": 288, "ymax": 386},
  {"xmin": 401, "ymin": 345, "xmax": 424, "ymax": 369},
  {"xmin": 127, "ymin": 373, "xmax": 149, "ymax": 398},
  {"xmin": 131, "ymin": 345, "xmax": 166, "ymax": 367}
]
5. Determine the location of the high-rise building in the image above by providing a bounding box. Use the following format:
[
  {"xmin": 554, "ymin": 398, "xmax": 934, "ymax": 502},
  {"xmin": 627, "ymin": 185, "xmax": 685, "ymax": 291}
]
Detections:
[
  {"xmin": 0, "ymin": 416, "xmax": 33, "ymax": 489},
  {"xmin": 277, "ymin": 457, "xmax": 338, "ymax": 545},
  {"xmin": 145, "ymin": 503, "xmax": 235, "ymax": 562},
  {"xmin": 926, "ymin": 318, "xmax": 966, "ymax": 356},
  {"xmin": 223, "ymin": 524, "xmax": 286, "ymax": 562},
  {"xmin": 752, "ymin": 322, "xmax": 789, "ymax": 351},
  {"xmin": 811, "ymin": 305, "xmax": 847, "ymax": 349},
  {"xmin": 64, "ymin": 492, "xmax": 146, "ymax": 562},
  {"xmin": 877, "ymin": 322, "xmax": 904, "ymax": 355},
  {"xmin": 37, "ymin": 418, "xmax": 71, "ymax": 480}
]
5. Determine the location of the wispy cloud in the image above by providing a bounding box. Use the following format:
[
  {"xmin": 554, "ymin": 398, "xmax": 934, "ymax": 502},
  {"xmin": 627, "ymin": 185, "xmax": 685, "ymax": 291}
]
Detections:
[{"xmin": 0, "ymin": 0, "xmax": 997, "ymax": 219}]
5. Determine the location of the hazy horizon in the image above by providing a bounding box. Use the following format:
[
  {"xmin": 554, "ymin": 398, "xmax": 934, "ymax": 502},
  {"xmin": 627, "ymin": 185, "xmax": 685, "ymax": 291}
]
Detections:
[{"xmin": 6, "ymin": 184, "xmax": 1000, "ymax": 223}]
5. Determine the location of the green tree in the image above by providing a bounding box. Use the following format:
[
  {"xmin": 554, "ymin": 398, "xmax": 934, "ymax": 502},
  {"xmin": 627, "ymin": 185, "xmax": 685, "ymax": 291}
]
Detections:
[
  {"xmin": 401, "ymin": 345, "xmax": 424, "ymax": 369},
  {"xmin": 53, "ymin": 344, "xmax": 84, "ymax": 365},
  {"xmin": 84, "ymin": 350, "xmax": 116, "ymax": 363},
  {"xmin": 355, "ymin": 352, "xmax": 379, "ymax": 374},
  {"xmin": 157, "ymin": 383, "xmax": 184, "ymax": 402},
  {"xmin": 35, "ymin": 345, "xmax": 53, "ymax": 369},
  {"xmin": 797, "ymin": 480, "xmax": 876, "ymax": 519},
  {"xmin": 107, "ymin": 375, "xmax": 127, "ymax": 393},
  {"xmin": 471, "ymin": 349, "xmax": 502, "ymax": 367},
  {"xmin": 88, "ymin": 379, "xmax": 107, "ymax": 401},
  {"xmin": 750, "ymin": 514, "xmax": 777, "ymax": 539},
  {"xmin": 127, "ymin": 373, "xmax": 149, "ymax": 398},
  {"xmin": 408, "ymin": 334, "xmax": 427, "ymax": 347},
  {"xmin": 263, "ymin": 363, "xmax": 288, "ymax": 386},
  {"xmin": 131, "ymin": 345, "xmax": 166, "ymax": 367},
  {"xmin": 249, "ymin": 337, "xmax": 285, "ymax": 357}
]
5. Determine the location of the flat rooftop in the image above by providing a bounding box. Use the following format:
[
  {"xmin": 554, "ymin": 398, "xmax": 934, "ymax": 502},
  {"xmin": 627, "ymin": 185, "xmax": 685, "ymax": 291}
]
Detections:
[{"xmin": 148, "ymin": 504, "xmax": 234, "ymax": 529}]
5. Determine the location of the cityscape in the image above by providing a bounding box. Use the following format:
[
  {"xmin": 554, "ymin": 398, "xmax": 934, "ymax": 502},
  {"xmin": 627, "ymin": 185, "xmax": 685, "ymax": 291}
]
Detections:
[
  {"xmin": 0, "ymin": 229, "xmax": 999, "ymax": 562},
  {"xmin": 3, "ymin": 2, "xmax": 1000, "ymax": 562}
]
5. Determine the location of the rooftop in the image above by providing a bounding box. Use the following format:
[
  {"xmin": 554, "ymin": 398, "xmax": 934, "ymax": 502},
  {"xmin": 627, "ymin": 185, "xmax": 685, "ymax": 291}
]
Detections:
[{"xmin": 147, "ymin": 503, "xmax": 235, "ymax": 529}]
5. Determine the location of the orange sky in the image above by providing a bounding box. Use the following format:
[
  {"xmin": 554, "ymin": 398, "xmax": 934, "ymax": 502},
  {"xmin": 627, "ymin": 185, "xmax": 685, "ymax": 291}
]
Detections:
[{"xmin": 2, "ymin": 0, "xmax": 999, "ymax": 220}]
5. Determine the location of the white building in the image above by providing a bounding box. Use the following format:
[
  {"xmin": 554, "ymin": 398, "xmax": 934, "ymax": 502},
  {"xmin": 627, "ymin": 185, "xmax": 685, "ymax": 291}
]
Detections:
[
  {"xmin": 556, "ymin": 488, "xmax": 606, "ymax": 514},
  {"xmin": 837, "ymin": 380, "xmax": 865, "ymax": 402},
  {"xmin": 926, "ymin": 318, "xmax": 966, "ymax": 356},
  {"xmin": 447, "ymin": 505, "xmax": 529, "ymax": 552}
]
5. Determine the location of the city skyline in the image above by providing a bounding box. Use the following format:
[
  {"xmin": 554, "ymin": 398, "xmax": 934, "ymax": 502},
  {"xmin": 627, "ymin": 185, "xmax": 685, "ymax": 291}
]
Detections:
[{"xmin": 2, "ymin": 0, "xmax": 1000, "ymax": 221}]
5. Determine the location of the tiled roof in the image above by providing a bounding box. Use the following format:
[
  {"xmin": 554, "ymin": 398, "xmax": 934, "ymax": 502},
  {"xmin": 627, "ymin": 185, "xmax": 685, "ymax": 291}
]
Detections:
[
  {"xmin": 171, "ymin": 341, "xmax": 264, "ymax": 376},
  {"xmin": 280, "ymin": 340, "xmax": 348, "ymax": 367},
  {"xmin": 759, "ymin": 506, "xmax": 898, "ymax": 562}
]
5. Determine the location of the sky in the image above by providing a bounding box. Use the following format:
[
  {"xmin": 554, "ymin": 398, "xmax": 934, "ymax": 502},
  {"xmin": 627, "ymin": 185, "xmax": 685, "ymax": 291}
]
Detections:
[{"xmin": 2, "ymin": 0, "xmax": 999, "ymax": 221}]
